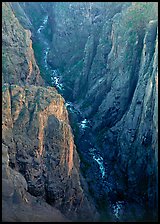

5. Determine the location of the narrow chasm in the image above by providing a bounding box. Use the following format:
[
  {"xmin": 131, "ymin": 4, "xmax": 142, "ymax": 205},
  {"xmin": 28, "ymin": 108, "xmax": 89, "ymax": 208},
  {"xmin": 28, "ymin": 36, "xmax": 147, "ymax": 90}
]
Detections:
[{"xmin": 7, "ymin": 2, "xmax": 158, "ymax": 222}]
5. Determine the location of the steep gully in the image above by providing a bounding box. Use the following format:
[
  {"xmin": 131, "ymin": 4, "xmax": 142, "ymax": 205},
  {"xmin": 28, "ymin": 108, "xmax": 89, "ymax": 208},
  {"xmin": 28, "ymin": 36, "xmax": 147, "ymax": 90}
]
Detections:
[{"xmin": 35, "ymin": 15, "xmax": 127, "ymax": 221}]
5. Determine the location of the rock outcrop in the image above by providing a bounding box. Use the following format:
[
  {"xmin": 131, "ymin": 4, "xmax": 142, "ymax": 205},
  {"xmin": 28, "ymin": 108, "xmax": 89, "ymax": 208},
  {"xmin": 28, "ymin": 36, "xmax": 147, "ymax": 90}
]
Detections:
[
  {"xmin": 79, "ymin": 4, "xmax": 158, "ymax": 221},
  {"xmin": 99, "ymin": 5, "xmax": 157, "ymax": 222},
  {"xmin": 46, "ymin": 2, "xmax": 130, "ymax": 100},
  {"xmin": 25, "ymin": 2, "xmax": 157, "ymax": 221},
  {"xmin": 2, "ymin": 2, "xmax": 43, "ymax": 86},
  {"xmin": 100, "ymin": 19, "xmax": 158, "ymax": 221},
  {"xmin": 2, "ymin": 2, "xmax": 98, "ymax": 222},
  {"xmin": 2, "ymin": 143, "xmax": 69, "ymax": 222},
  {"xmin": 2, "ymin": 84, "xmax": 98, "ymax": 221},
  {"xmin": 3, "ymin": 1, "xmax": 158, "ymax": 222}
]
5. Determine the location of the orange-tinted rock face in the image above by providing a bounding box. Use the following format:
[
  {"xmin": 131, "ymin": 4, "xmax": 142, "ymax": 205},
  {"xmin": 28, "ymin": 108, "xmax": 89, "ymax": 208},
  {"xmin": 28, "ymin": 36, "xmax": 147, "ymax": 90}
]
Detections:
[
  {"xmin": 2, "ymin": 2, "xmax": 98, "ymax": 221},
  {"xmin": 2, "ymin": 84, "xmax": 98, "ymax": 221}
]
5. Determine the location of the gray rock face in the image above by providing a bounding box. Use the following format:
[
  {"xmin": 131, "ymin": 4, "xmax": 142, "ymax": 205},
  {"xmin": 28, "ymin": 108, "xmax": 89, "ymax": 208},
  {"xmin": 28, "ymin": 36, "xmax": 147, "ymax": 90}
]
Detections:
[
  {"xmin": 38, "ymin": 2, "xmax": 157, "ymax": 220},
  {"xmin": 2, "ymin": 2, "xmax": 44, "ymax": 86},
  {"xmin": 102, "ymin": 20, "xmax": 158, "ymax": 219},
  {"xmin": 9, "ymin": 2, "xmax": 158, "ymax": 221},
  {"xmin": 2, "ymin": 144, "xmax": 69, "ymax": 222},
  {"xmin": 10, "ymin": 2, "xmax": 48, "ymax": 30},
  {"xmin": 45, "ymin": 2, "xmax": 129, "ymax": 100},
  {"xmin": 2, "ymin": 3, "xmax": 99, "ymax": 222}
]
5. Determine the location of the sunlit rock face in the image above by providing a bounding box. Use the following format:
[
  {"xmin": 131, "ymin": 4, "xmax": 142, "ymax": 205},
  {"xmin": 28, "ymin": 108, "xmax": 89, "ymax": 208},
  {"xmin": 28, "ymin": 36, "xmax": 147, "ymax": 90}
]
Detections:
[
  {"xmin": 2, "ymin": 2, "xmax": 99, "ymax": 222},
  {"xmin": 44, "ymin": 3, "xmax": 157, "ymax": 221},
  {"xmin": 3, "ymin": 1, "xmax": 158, "ymax": 222},
  {"xmin": 2, "ymin": 84, "xmax": 98, "ymax": 221}
]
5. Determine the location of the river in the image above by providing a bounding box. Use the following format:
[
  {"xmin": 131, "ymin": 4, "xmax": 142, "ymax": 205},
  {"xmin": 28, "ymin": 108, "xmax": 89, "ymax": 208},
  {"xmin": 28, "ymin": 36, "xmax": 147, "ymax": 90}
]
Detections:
[{"xmin": 35, "ymin": 15, "xmax": 127, "ymax": 222}]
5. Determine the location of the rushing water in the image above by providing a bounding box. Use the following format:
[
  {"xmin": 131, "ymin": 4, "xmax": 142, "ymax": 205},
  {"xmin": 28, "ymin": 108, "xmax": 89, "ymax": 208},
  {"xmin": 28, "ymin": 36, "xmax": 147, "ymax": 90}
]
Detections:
[
  {"xmin": 37, "ymin": 15, "xmax": 48, "ymax": 33},
  {"xmin": 89, "ymin": 148, "xmax": 105, "ymax": 178},
  {"xmin": 50, "ymin": 72, "xmax": 63, "ymax": 90},
  {"xmin": 77, "ymin": 117, "xmax": 106, "ymax": 178},
  {"xmin": 36, "ymin": 15, "xmax": 126, "ymax": 222},
  {"xmin": 80, "ymin": 118, "xmax": 88, "ymax": 129},
  {"xmin": 110, "ymin": 201, "xmax": 126, "ymax": 221},
  {"xmin": 44, "ymin": 47, "xmax": 49, "ymax": 70},
  {"xmin": 65, "ymin": 105, "xmax": 106, "ymax": 179}
]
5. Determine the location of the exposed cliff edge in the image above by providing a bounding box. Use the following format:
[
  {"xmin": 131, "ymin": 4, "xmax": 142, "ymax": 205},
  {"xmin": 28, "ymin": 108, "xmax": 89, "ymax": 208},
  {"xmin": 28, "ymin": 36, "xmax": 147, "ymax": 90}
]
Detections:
[
  {"xmin": 2, "ymin": 84, "xmax": 98, "ymax": 221},
  {"xmin": 2, "ymin": 2, "xmax": 98, "ymax": 222},
  {"xmin": 3, "ymin": 2, "xmax": 158, "ymax": 222},
  {"xmin": 2, "ymin": 2, "xmax": 43, "ymax": 86},
  {"xmin": 17, "ymin": 2, "xmax": 157, "ymax": 221}
]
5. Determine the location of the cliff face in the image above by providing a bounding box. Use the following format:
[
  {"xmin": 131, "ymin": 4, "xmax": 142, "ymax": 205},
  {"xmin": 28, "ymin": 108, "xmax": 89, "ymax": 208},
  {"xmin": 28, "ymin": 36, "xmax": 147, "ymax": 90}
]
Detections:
[
  {"xmin": 2, "ymin": 2, "xmax": 98, "ymax": 222},
  {"xmin": 46, "ymin": 2, "xmax": 130, "ymax": 100},
  {"xmin": 28, "ymin": 2, "xmax": 157, "ymax": 221},
  {"xmin": 2, "ymin": 143, "xmax": 68, "ymax": 222},
  {"xmin": 3, "ymin": 2, "xmax": 158, "ymax": 222},
  {"xmin": 85, "ymin": 6, "xmax": 157, "ymax": 220},
  {"xmin": 2, "ymin": 84, "xmax": 97, "ymax": 221},
  {"xmin": 2, "ymin": 2, "xmax": 43, "ymax": 86},
  {"xmin": 85, "ymin": 8, "xmax": 158, "ymax": 219},
  {"xmin": 101, "ymin": 20, "xmax": 158, "ymax": 220},
  {"xmin": 10, "ymin": 2, "xmax": 48, "ymax": 30}
]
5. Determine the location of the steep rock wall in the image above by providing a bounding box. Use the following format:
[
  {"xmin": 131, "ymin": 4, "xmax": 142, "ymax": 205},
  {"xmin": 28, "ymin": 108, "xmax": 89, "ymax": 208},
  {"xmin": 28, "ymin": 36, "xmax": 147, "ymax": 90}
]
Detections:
[
  {"xmin": 2, "ymin": 2, "xmax": 98, "ymax": 222},
  {"xmin": 30, "ymin": 2, "xmax": 158, "ymax": 221},
  {"xmin": 2, "ymin": 2, "xmax": 44, "ymax": 86},
  {"xmin": 103, "ymin": 22, "xmax": 158, "ymax": 220},
  {"xmin": 46, "ymin": 2, "xmax": 129, "ymax": 100},
  {"xmin": 2, "ymin": 144, "xmax": 69, "ymax": 222},
  {"xmin": 7, "ymin": 2, "xmax": 158, "ymax": 221},
  {"xmin": 76, "ymin": 4, "xmax": 158, "ymax": 220},
  {"xmin": 2, "ymin": 84, "xmax": 98, "ymax": 221}
]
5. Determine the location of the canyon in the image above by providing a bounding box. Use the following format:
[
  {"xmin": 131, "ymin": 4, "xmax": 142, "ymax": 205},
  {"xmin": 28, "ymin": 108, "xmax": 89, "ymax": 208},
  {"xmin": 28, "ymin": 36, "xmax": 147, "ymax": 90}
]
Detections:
[{"xmin": 2, "ymin": 2, "xmax": 158, "ymax": 222}]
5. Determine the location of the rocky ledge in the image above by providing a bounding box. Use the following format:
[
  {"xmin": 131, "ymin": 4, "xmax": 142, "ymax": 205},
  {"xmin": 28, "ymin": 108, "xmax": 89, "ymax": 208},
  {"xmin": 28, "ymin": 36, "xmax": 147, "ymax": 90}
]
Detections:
[{"xmin": 2, "ymin": 83, "xmax": 98, "ymax": 222}]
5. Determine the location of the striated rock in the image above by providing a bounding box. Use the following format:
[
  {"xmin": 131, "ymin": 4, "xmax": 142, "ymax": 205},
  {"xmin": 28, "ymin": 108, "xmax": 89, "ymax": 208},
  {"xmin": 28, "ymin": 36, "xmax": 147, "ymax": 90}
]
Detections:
[
  {"xmin": 2, "ymin": 84, "xmax": 99, "ymax": 221},
  {"xmin": 12, "ymin": 2, "xmax": 50, "ymax": 30},
  {"xmin": 46, "ymin": 3, "xmax": 129, "ymax": 101},
  {"xmin": 113, "ymin": 21, "xmax": 158, "ymax": 220},
  {"xmin": 10, "ymin": 2, "xmax": 33, "ymax": 30},
  {"xmin": 97, "ymin": 13, "xmax": 158, "ymax": 221}
]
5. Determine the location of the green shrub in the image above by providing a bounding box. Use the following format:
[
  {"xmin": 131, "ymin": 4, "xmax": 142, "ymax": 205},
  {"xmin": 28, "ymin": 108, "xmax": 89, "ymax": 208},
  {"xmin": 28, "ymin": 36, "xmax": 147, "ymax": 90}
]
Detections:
[{"xmin": 124, "ymin": 3, "xmax": 158, "ymax": 33}]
